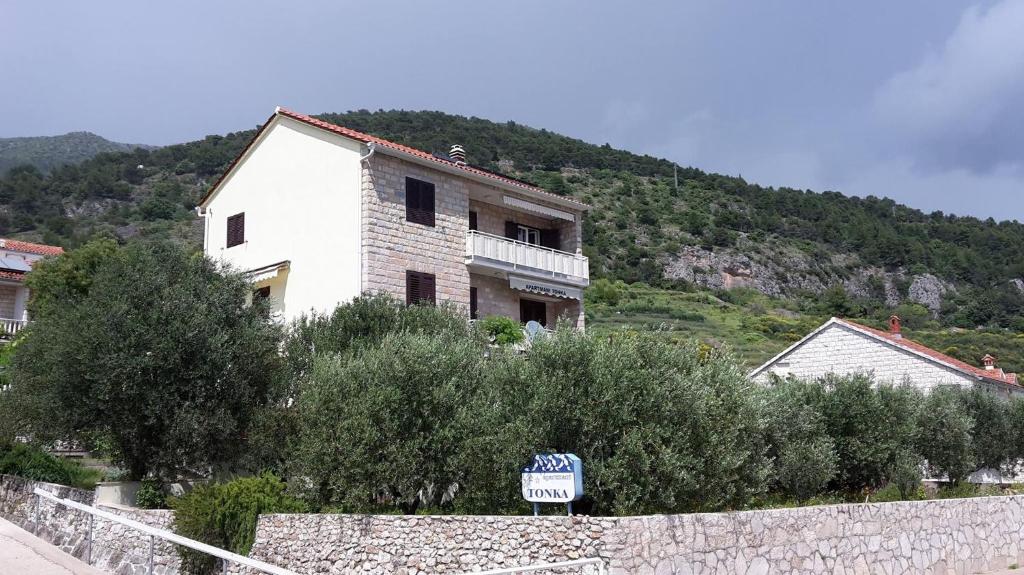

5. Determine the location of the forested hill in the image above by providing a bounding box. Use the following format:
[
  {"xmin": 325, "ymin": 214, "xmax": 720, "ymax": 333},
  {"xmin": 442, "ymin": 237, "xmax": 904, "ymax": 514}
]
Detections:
[
  {"xmin": 0, "ymin": 132, "xmax": 152, "ymax": 176},
  {"xmin": 1, "ymin": 109, "xmax": 1023, "ymax": 334}
]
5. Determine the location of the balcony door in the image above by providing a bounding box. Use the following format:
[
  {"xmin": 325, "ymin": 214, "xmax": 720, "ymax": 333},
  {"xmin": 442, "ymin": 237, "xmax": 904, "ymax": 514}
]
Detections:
[{"xmin": 520, "ymin": 298, "xmax": 547, "ymax": 327}]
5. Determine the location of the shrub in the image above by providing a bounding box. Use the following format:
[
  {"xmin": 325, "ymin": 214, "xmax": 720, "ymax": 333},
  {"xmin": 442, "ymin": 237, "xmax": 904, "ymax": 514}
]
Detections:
[
  {"xmin": 170, "ymin": 474, "xmax": 305, "ymax": 575},
  {"xmin": 959, "ymin": 388, "xmax": 1012, "ymax": 469},
  {"xmin": 764, "ymin": 380, "xmax": 837, "ymax": 502},
  {"xmin": 813, "ymin": 375, "xmax": 921, "ymax": 492},
  {"xmin": 135, "ymin": 479, "xmax": 166, "ymax": 509},
  {"xmin": 288, "ymin": 332, "xmax": 485, "ymax": 512},
  {"xmin": 0, "ymin": 443, "xmax": 101, "ymax": 489},
  {"xmin": 774, "ymin": 438, "xmax": 837, "ymax": 503},
  {"xmin": 887, "ymin": 449, "xmax": 924, "ymax": 500},
  {"xmin": 479, "ymin": 316, "xmax": 524, "ymax": 345},
  {"xmin": 587, "ymin": 278, "xmax": 622, "ymax": 306},
  {"xmin": 916, "ymin": 386, "xmax": 975, "ymax": 483}
]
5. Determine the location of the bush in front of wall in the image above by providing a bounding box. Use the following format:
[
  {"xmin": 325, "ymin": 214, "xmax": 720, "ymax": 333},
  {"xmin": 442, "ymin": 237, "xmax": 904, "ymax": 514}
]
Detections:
[
  {"xmin": 479, "ymin": 315, "xmax": 524, "ymax": 345},
  {"xmin": 170, "ymin": 473, "xmax": 305, "ymax": 575},
  {"xmin": 135, "ymin": 479, "xmax": 166, "ymax": 509},
  {"xmin": 0, "ymin": 442, "xmax": 101, "ymax": 489}
]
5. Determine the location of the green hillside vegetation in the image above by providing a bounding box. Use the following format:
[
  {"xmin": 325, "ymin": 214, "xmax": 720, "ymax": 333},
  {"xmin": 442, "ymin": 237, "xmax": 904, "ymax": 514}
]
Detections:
[
  {"xmin": 0, "ymin": 109, "xmax": 1021, "ymax": 368},
  {"xmin": 0, "ymin": 132, "xmax": 152, "ymax": 176}
]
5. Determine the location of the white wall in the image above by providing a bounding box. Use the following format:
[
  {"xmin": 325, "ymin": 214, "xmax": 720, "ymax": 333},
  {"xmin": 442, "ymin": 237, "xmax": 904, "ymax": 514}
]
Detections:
[
  {"xmin": 753, "ymin": 323, "xmax": 994, "ymax": 393},
  {"xmin": 203, "ymin": 116, "xmax": 363, "ymax": 322}
]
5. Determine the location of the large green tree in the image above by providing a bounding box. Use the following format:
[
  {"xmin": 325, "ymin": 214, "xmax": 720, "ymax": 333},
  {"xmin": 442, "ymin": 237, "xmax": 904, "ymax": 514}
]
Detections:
[{"xmin": 9, "ymin": 240, "xmax": 283, "ymax": 479}]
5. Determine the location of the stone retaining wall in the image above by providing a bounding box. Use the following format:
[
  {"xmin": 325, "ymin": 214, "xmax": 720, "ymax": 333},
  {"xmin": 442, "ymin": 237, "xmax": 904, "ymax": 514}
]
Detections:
[
  {"xmin": 246, "ymin": 496, "xmax": 1024, "ymax": 575},
  {"xmin": 0, "ymin": 474, "xmax": 180, "ymax": 575}
]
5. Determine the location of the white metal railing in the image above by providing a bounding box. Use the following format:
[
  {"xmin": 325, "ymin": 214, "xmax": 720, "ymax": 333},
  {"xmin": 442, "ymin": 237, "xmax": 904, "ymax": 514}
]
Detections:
[
  {"xmin": 466, "ymin": 231, "xmax": 589, "ymax": 281},
  {"xmin": 452, "ymin": 558, "xmax": 606, "ymax": 575},
  {"xmin": 0, "ymin": 318, "xmax": 26, "ymax": 337},
  {"xmin": 32, "ymin": 487, "xmax": 299, "ymax": 575}
]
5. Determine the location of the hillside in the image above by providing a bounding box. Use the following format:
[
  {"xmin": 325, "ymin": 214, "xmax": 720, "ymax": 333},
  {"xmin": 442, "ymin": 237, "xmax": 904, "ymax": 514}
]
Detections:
[
  {"xmin": 0, "ymin": 109, "xmax": 1021, "ymax": 369},
  {"xmin": 0, "ymin": 132, "xmax": 152, "ymax": 176}
]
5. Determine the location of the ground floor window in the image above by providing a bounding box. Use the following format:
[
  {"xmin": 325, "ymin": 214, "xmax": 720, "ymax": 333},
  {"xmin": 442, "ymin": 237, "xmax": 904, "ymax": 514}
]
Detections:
[
  {"xmin": 520, "ymin": 298, "xmax": 547, "ymax": 326},
  {"xmin": 470, "ymin": 287, "xmax": 478, "ymax": 319}
]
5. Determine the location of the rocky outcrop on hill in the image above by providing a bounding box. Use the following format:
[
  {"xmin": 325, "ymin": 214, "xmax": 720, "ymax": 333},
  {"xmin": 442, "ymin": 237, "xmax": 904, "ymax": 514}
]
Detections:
[{"xmin": 664, "ymin": 243, "xmax": 956, "ymax": 312}]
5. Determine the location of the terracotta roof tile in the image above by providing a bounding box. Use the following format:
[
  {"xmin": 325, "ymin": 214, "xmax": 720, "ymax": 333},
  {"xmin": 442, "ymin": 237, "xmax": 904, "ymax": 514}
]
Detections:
[
  {"xmin": 840, "ymin": 318, "xmax": 1019, "ymax": 386},
  {"xmin": 200, "ymin": 108, "xmax": 589, "ymax": 209},
  {"xmin": 0, "ymin": 270, "xmax": 25, "ymax": 281},
  {"xmin": 0, "ymin": 239, "xmax": 63, "ymax": 257}
]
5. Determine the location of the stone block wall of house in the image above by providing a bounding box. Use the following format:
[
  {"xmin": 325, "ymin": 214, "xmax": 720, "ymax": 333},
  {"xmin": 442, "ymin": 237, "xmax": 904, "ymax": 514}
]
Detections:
[
  {"xmin": 754, "ymin": 323, "xmax": 977, "ymax": 391},
  {"xmin": 0, "ymin": 475, "xmax": 179, "ymax": 574},
  {"xmin": 361, "ymin": 154, "xmax": 472, "ymax": 309}
]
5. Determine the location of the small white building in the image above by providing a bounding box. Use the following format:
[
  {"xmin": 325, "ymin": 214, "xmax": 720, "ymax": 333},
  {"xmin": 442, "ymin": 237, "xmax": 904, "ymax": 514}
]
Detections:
[
  {"xmin": 0, "ymin": 238, "xmax": 64, "ymax": 337},
  {"xmin": 197, "ymin": 107, "xmax": 590, "ymax": 326},
  {"xmin": 749, "ymin": 316, "xmax": 1022, "ymax": 397}
]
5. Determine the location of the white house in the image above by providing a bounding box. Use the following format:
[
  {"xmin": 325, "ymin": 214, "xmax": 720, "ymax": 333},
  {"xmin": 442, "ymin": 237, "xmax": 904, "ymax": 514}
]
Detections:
[
  {"xmin": 0, "ymin": 238, "xmax": 64, "ymax": 337},
  {"xmin": 197, "ymin": 107, "xmax": 590, "ymax": 326},
  {"xmin": 749, "ymin": 315, "xmax": 1022, "ymax": 397}
]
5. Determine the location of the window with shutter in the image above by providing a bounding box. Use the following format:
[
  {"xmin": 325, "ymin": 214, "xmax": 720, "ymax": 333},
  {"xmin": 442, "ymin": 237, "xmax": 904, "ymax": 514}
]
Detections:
[
  {"xmin": 405, "ymin": 177, "xmax": 436, "ymax": 226},
  {"xmin": 470, "ymin": 287, "xmax": 478, "ymax": 319},
  {"xmin": 406, "ymin": 270, "xmax": 436, "ymax": 306},
  {"xmin": 226, "ymin": 213, "xmax": 245, "ymax": 247}
]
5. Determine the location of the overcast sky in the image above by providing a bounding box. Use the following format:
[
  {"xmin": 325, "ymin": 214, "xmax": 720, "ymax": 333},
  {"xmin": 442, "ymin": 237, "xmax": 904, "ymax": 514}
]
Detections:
[{"xmin": 3, "ymin": 0, "xmax": 1023, "ymax": 221}]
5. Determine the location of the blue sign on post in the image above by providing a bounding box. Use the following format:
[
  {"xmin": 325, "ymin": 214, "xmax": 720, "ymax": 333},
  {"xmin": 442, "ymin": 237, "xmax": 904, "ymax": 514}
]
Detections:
[{"xmin": 521, "ymin": 453, "xmax": 583, "ymax": 516}]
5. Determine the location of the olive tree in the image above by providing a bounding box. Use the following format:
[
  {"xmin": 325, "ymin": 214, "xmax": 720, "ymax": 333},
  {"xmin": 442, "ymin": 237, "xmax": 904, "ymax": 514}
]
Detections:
[{"xmin": 9, "ymin": 240, "xmax": 283, "ymax": 479}]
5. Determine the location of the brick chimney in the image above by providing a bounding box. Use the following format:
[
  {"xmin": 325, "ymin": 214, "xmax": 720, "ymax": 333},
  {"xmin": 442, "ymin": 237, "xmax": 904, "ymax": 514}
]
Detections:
[
  {"xmin": 888, "ymin": 315, "xmax": 902, "ymax": 339},
  {"xmin": 449, "ymin": 144, "xmax": 466, "ymax": 165},
  {"xmin": 983, "ymin": 354, "xmax": 997, "ymax": 371}
]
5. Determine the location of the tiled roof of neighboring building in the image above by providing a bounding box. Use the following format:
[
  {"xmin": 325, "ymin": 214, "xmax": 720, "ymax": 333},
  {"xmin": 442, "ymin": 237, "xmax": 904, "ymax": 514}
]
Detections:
[
  {"xmin": 199, "ymin": 107, "xmax": 590, "ymax": 210},
  {"xmin": 839, "ymin": 318, "xmax": 1019, "ymax": 386},
  {"xmin": 0, "ymin": 270, "xmax": 25, "ymax": 281},
  {"xmin": 0, "ymin": 239, "xmax": 64, "ymax": 257}
]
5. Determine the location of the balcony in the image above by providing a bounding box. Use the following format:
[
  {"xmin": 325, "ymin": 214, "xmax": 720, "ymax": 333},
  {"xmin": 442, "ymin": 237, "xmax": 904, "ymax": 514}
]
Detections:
[
  {"xmin": 0, "ymin": 318, "xmax": 26, "ymax": 339},
  {"xmin": 466, "ymin": 231, "xmax": 589, "ymax": 286}
]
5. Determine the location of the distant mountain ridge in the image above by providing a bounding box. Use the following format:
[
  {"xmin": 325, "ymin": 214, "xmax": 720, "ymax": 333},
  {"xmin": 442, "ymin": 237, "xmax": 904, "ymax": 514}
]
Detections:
[{"xmin": 0, "ymin": 132, "xmax": 154, "ymax": 175}]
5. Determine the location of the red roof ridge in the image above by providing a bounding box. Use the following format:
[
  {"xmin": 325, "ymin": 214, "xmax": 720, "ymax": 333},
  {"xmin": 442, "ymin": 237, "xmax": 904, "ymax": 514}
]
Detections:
[
  {"xmin": 275, "ymin": 108, "xmax": 587, "ymax": 208},
  {"xmin": 0, "ymin": 238, "xmax": 64, "ymax": 257},
  {"xmin": 199, "ymin": 108, "xmax": 589, "ymax": 209},
  {"xmin": 837, "ymin": 318, "xmax": 1019, "ymax": 386}
]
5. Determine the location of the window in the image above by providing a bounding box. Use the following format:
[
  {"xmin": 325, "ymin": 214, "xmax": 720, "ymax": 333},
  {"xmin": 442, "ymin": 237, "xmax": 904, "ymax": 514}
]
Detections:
[
  {"xmin": 406, "ymin": 271, "xmax": 436, "ymax": 306},
  {"xmin": 253, "ymin": 286, "xmax": 271, "ymax": 300},
  {"xmin": 470, "ymin": 287, "xmax": 478, "ymax": 319},
  {"xmin": 226, "ymin": 213, "xmax": 245, "ymax": 247},
  {"xmin": 517, "ymin": 225, "xmax": 541, "ymax": 245},
  {"xmin": 520, "ymin": 299, "xmax": 547, "ymax": 326},
  {"xmin": 469, "ymin": 210, "xmax": 478, "ymax": 231},
  {"xmin": 405, "ymin": 177, "xmax": 435, "ymax": 226}
]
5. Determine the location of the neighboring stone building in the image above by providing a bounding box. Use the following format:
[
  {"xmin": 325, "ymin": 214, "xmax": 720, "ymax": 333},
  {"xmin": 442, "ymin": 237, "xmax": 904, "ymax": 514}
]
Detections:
[
  {"xmin": 749, "ymin": 316, "xmax": 1022, "ymax": 396},
  {"xmin": 0, "ymin": 238, "xmax": 63, "ymax": 338},
  {"xmin": 197, "ymin": 108, "xmax": 589, "ymax": 326}
]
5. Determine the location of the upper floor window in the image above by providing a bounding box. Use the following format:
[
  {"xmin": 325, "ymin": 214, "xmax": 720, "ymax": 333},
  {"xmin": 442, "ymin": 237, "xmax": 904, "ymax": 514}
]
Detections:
[
  {"xmin": 517, "ymin": 225, "xmax": 541, "ymax": 246},
  {"xmin": 227, "ymin": 213, "xmax": 245, "ymax": 247},
  {"xmin": 406, "ymin": 177, "xmax": 435, "ymax": 227}
]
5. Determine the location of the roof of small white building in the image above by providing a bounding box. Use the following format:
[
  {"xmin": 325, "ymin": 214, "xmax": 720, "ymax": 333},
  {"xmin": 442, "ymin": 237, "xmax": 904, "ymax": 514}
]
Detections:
[{"xmin": 749, "ymin": 317, "xmax": 1019, "ymax": 387}]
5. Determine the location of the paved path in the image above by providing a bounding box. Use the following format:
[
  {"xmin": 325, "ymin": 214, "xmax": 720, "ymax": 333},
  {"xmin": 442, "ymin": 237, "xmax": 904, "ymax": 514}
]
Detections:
[{"xmin": 0, "ymin": 517, "xmax": 106, "ymax": 574}]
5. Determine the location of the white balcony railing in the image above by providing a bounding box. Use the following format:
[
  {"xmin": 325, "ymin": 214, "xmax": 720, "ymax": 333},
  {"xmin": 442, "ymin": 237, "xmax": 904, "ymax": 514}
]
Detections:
[
  {"xmin": 466, "ymin": 231, "xmax": 589, "ymax": 282},
  {"xmin": 0, "ymin": 318, "xmax": 26, "ymax": 338}
]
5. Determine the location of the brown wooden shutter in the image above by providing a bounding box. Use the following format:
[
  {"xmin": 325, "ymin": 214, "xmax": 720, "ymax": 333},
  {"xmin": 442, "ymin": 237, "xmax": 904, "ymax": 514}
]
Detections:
[
  {"xmin": 227, "ymin": 213, "xmax": 245, "ymax": 247},
  {"xmin": 540, "ymin": 229, "xmax": 560, "ymax": 250},
  {"xmin": 406, "ymin": 177, "xmax": 436, "ymax": 227},
  {"xmin": 470, "ymin": 287, "xmax": 478, "ymax": 319},
  {"xmin": 504, "ymin": 221, "xmax": 518, "ymax": 240},
  {"xmin": 406, "ymin": 271, "xmax": 436, "ymax": 306}
]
